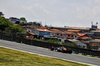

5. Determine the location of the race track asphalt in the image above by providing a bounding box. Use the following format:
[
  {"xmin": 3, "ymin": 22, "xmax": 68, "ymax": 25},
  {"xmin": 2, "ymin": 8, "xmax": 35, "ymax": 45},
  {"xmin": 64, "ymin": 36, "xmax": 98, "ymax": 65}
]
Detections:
[{"xmin": 0, "ymin": 39, "xmax": 100, "ymax": 66}]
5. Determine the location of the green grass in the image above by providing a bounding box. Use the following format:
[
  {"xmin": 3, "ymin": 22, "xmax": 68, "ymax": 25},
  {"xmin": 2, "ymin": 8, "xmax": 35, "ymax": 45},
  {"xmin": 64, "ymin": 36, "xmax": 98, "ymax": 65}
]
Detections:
[{"xmin": 0, "ymin": 47, "xmax": 88, "ymax": 66}]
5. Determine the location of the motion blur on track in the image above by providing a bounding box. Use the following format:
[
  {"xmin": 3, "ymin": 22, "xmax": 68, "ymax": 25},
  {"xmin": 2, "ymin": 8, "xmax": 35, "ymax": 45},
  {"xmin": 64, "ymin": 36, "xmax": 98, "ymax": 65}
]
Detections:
[{"xmin": 49, "ymin": 46, "xmax": 72, "ymax": 54}]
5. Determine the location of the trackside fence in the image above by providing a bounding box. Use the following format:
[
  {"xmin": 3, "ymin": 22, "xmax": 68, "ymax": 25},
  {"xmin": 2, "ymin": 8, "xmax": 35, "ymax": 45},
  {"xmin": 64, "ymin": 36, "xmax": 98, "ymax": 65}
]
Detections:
[{"xmin": 0, "ymin": 32, "xmax": 100, "ymax": 57}]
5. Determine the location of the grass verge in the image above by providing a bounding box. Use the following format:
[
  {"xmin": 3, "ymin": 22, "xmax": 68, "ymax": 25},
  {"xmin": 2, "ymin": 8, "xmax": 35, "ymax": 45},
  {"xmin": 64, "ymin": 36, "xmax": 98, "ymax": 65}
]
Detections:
[{"xmin": 0, "ymin": 47, "xmax": 88, "ymax": 66}]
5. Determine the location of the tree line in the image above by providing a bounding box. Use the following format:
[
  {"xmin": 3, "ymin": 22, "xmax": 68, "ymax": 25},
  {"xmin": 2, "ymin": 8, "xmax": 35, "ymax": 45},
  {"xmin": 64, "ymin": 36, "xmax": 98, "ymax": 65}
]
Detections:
[
  {"xmin": 0, "ymin": 12, "xmax": 26, "ymax": 37},
  {"xmin": 0, "ymin": 11, "xmax": 41, "ymax": 37}
]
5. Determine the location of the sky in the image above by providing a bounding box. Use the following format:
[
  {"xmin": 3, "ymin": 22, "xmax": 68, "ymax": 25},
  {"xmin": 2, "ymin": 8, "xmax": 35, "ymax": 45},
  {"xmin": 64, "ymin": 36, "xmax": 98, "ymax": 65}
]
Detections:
[{"xmin": 1, "ymin": 0, "xmax": 100, "ymax": 28}]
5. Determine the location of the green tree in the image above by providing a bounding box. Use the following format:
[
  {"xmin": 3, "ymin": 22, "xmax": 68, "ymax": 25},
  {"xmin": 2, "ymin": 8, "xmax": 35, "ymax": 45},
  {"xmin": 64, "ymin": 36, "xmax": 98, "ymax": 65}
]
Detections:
[
  {"xmin": 0, "ymin": 17, "xmax": 13, "ymax": 31},
  {"xmin": 62, "ymin": 42, "xmax": 82, "ymax": 48},
  {"xmin": 37, "ymin": 23, "xmax": 41, "ymax": 26},
  {"xmin": 0, "ymin": 12, "xmax": 4, "ymax": 17},
  {"xmin": 0, "ymin": 17, "xmax": 26, "ymax": 37},
  {"xmin": 28, "ymin": 22, "xmax": 32, "ymax": 24},
  {"xmin": 46, "ymin": 39, "xmax": 60, "ymax": 44},
  {"xmin": 20, "ymin": 17, "xmax": 27, "ymax": 23},
  {"xmin": 33, "ymin": 22, "xmax": 37, "ymax": 24},
  {"xmin": 4, "ymin": 25, "xmax": 26, "ymax": 37},
  {"xmin": 11, "ymin": 25, "xmax": 26, "ymax": 37}
]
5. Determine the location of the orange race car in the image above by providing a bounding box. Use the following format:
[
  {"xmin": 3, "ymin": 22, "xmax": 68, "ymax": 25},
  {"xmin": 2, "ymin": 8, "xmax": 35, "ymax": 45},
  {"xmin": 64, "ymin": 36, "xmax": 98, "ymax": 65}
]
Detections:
[{"xmin": 49, "ymin": 46, "xmax": 72, "ymax": 54}]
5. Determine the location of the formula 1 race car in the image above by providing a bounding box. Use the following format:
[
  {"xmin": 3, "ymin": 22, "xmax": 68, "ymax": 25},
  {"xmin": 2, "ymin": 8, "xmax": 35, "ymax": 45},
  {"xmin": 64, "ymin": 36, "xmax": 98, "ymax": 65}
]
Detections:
[{"xmin": 49, "ymin": 46, "xmax": 72, "ymax": 54}]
